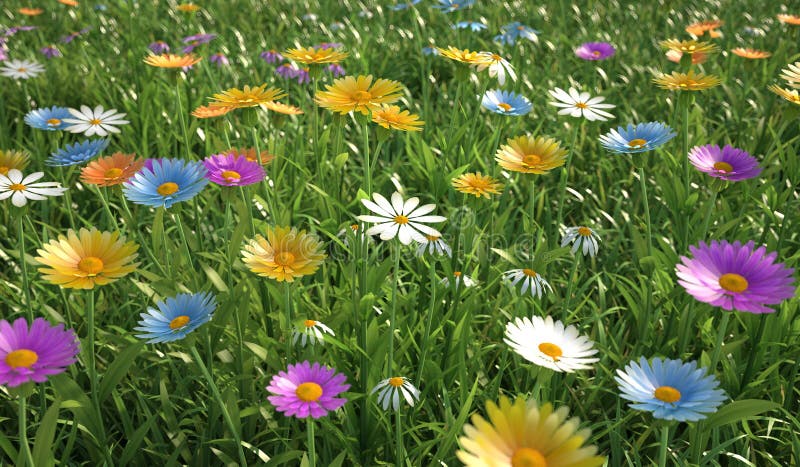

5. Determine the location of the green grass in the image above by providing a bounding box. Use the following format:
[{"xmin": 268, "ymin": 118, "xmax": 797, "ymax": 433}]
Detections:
[{"xmin": 0, "ymin": 0, "xmax": 798, "ymax": 465}]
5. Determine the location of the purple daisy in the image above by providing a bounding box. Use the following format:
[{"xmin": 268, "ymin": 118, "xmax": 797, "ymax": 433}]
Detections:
[
  {"xmin": 203, "ymin": 153, "xmax": 265, "ymax": 186},
  {"xmin": 575, "ymin": 42, "xmax": 616, "ymax": 60},
  {"xmin": 209, "ymin": 53, "xmax": 229, "ymax": 67},
  {"xmin": 295, "ymin": 68, "xmax": 310, "ymax": 84},
  {"xmin": 275, "ymin": 63, "xmax": 298, "ymax": 79},
  {"xmin": 0, "ymin": 318, "xmax": 80, "ymax": 387},
  {"xmin": 676, "ymin": 240, "xmax": 795, "ymax": 314},
  {"xmin": 266, "ymin": 361, "xmax": 350, "ymax": 419},
  {"xmin": 688, "ymin": 144, "xmax": 762, "ymax": 181},
  {"xmin": 40, "ymin": 45, "xmax": 61, "ymax": 59},
  {"xmin": 327, "ymin": 63, "xmax": 346, "ymax": 77},
  {"xmin": 260, "ymin": 49, "xmax": 283, "ymax": 64},
  {"xmin": 148, "ymin": 41, "xmax": 170, "ymax": 54},
  {"xmin": 182, "ymin": 33, "xmax": 216, "ymax": 54}
]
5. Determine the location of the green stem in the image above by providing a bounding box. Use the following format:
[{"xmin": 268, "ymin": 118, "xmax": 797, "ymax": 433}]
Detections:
[
  {"xmin": 658, "ymin": 424, "xmax": 670, "ymax": 467},
  {"xmin": 174, "ymin": 211, "xmax": 196, "ymax": 287},
  {"xmin": 555, "ymin": 124, "xmax": 581, "ymax": 241},
  {"xmin": 307, "ymin": 418, "xmax": 316, "ymax": 467},
  {"xmin": 638, "ymin": 166, "xmax": 654, "ymax": 341},
  {"xmin": 709, "ymin": 312, "xmax": 731, "ymax": 372},
  {"xmin": 680, "ymin": 93, "xmax": 691, "ymax": 250},
  {"xmin": 388, "ymin": 242, "xmax": 401, "ymax": 376},
  {"xmin": 17, "ymin": 214, "xmax": 33, "ymax": 322},
  {"xmin": 699, "ymin": 190, "xmax": 718, "ymax": 241},
  {"xmin": 18, "ymin": 395, "xmax": 33, "ymax": 467},
  {"xmin": 529, "ymin": 177, "xmax": 537, "ymax": 257},
  {"xmin": 563, "ymin": 254, "xmax": 580, "ymax": 314},
  {"xmin": 285, "ymin": 282, "xmax": 293, "ymax": 361},
  {"xmin": 394, "ymin": 408, "xmax": 403, "ymax": 467},
  {"xmin": 118, "ymin": 196, "xmax": 167, "ymax": 276},
  {"xmin": 416, "ymin": 260, "xmax": 436, "ymax": 384},
  {"xmin": 175, "ymin": 78, "xmax": 192, "ymax": 160},
  {"xmin": 740, "ymin": 314, "xmax": 767, "ymax": 393},
  {"xmin": 86, "ymin": 289, "xmax": 99, "ymax": 414},
  {"xmin": 97, "ymin": 186, "xmax": 120, "ymax": 231},
  {"xmin": 363, "ymin": 118, "xmax": 372, "ymax": 194}
]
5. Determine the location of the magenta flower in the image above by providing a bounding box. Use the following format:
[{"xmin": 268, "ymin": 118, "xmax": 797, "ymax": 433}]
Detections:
[
  {"xmin": 575, "ymin": 42, "xmax": 616, "ymax": 60},
  {"xmin": 148, "ymin": 41, "xmax": 170, "ymax": 54},
  {"xmin": 266, "ymin": 361, "xmax": 350, "ymax": 419},
  {"xmin": 676, "ymin": 240, "xmax": 795, "ymax": 314},
  {"xmin": 260, "ymin": 49, "xmax": 283, "ymax": 63},
  {"xmin": 202, "ymin": 153, "xmax": 265, "ymax": 186},
  {"xmin": 0, "ymin": 318, "xmax": 80, "ymax": 387},
  {"xmin": 688, "ymin": 144, "xmax": 762, "ymax": 181}
]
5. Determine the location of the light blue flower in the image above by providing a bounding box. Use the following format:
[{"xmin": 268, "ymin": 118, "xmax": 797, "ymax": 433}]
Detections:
[
  {"xmin": 391, "ymin": 0, "xmax": 421, "ymax": 11},
  {"xmin": 494, "ymin": 22, "xmax": 540, "ymax": 45},
  {"xmin": 422, "ymin": 46, "xmax": 440, "ymax": 56},
  {"xmin": 481, "ymin": 90, "xmax": 532, "ymax": 116},
  {"xmin": 616, "ymin": 357, "xmax": 726, "ymax": 422},
  {"xmin": 46, "ymin": 139, "xmax": 109, "ymax": 166},
  {"xmin": 599, "ymin": 122, "xmax": 676, "ymax": 154},
  {"xmin": 134, "ymin": 292, "xmax": 216, "ymax": 343},
  {"xmin": 453, "ymin": 21, "xmax": 487, "ymax": 32},
  {"xmin": 433, "ymin": 0, "xmax": 475, "ymax": 13},
  {"xmin": 122, "ymin": 158, "xmax": 208, "ymax": 208},
  {"xmin": 24, "ymin": 106, "xmax": 72, "ymax": 131}
]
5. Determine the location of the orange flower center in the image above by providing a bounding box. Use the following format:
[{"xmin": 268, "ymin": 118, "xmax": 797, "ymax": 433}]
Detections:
[
  {"xmin": 221, "ymin": 170, "xmax": 241, "ymax": 181},
  {"xmin": 497, "ymin": 102, "xmax": 513, "ymax": 112},
  {"xmin": 522, "ymin": 269, "xmax": 537, "ymax": 277},
  {"xmin": 0, "ymin": 166, "xmax": 8, "ymax": 175},
  {"xmin": 654, "ymin": 386, "xmax": 682, "ymax": 403},
  {"xmin": 5, "ymin": 349, "xmax": 38, "ymax": 369},
  {"xmin": 104, "ymin": 168, "xmax": 123, "ymax": 179},
  {"xmin": 712, "ymin": 162, "xmax": 733, "ymax": 173},
  {"xmin": 9, "ymin": 183, "xmax": 26, "ymax": 191},
  {"xmin": 78, "ymin": 256, "xmax": 104, "ymax": 275},
  {"xmin": 350, "ymin": 224, "xmax": 359, "ymax": 231},
  {"xmin": 295, "ymin": 382, "xmax": 323, "ymax": 402},
  {"xmin": 169, "ymin": 315, "xmax": 191, "ymax": 330},
  {"xmin": 592, "ymin": 50, "xmax": 601, "ymax": 57},
  {"xmin": 522, "ymin": 154, "xmax": 541, "ymax": 166},
  {"xmin": 157, "ymin": 182, "xmax": 179, "ymax": 196},
  {"xmin": 453, "ymin": 271, "xmax": 462, "ymax": 277},
  {"xmin": 353, "ymin": 90, "xmax": 373, "ymax": 104},
  {"xmin": 628, "ymin": 138, "xmax": 647, "ymax": 148},
  {"xmin": 719, "ymin": 273, "xmax": 748, "ymax": 293},
  {"xmin": 393, "ymin": 215, "xmax": 409, "ymax": 224},
  {"xmin": 575, "ymin": 102, "xmax": 588, "ymax": 109},
  {"xmin": 89, "ymin": 119, "xmax": 102, "ymax": 125},
  {"xmin": 47, "ymin": 118, "xmax": 62, "ymax": 126},
  {"xmin": 538, "ymin": 342, "xmax": 563, "ymax": 361},
  {"xmin": 275, "ymin": 251, "xmax": 296, "ymax": 267},
  {"xmin": 578, "ymin": 226, "xmax": 592, "ymax": 236},
  {"xmin": 491, "ymin": 54, "xmax": 502, "ymax": 61},
  {"xmin": 425, "ymin": 234, "xmax": 439, "ymax": 241},
  {"xmin": 304, "ymin": 319, "xmax": 317, "ymax": 328},
  {"xmin": 17, "ymin": 67, "xmax": 27, "ymax": 73},
  {"xmin": 388, "ymin": 377, "xmax": 404, "ymax": 387},
  {"xmin": 511, "ymin": 447, "xmax": 547, "ymax": 467}
]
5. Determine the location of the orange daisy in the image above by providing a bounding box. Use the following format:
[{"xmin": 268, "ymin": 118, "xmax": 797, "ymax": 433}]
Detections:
[
  {"xmin": 18, "ymin": 7, "xmax": 44, "ymax": 15},
  {"xmin": 731, "ymin": 48, "xmax": 771, "ymax": 59},
  {"xmin": 228, "ymin": 147, "xmax": 274, "ymax": 165},
  {"xmin": 191, "ymin": 105, "xmax": 232, "ymax": 118},
  {"xmin": 80, "ymin": 153, "xmax": 146, "ymax": 187},
  {"xmin": 777, "ymin": 14, "xmax": 800, "ymax": 25},
  {"xmin": 176, "ymin": 3, "xmax": 201, "ymax": 12},
  {"xmin": 58, "ymin": 0, "xmax": 79, "ymax": 6},
  {"xmin": 666, "ymin": 50, "xmax": 708, "ymax": 65},
  {"xmin": 686, "ymin": 20, "xmax": 723, "ymax": 37},
  {"xmin": 143, "ymin": 54, "xmax": 202, "ymax": 68},
  {"xmin": 263, "ymin": 101, "xmax": 304, "ymax": 115}
]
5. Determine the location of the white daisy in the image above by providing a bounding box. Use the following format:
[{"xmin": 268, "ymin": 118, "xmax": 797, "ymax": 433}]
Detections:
[
  {"xmin": 561, "ymin": 226, "xmax": 601, "ymax": 257},
  {"xmin": 504, "ymin": 315, "xmax": 599, "ymax": 373},
  {"xmin": 415, "ymin": 234, "xmax": 452, "ymax": 257},
  {"xmin": 503, "ymin": 268, "xmax": 552, "ymax": 298},
  {"xmin": 0, "ymin": 169, "xmax": 67, "ymax": 207},
  {"xmin": 0, "ymin": 59, "xmax": 45, "ymax": 79},
  {"xmin": 370, "ymin": 376, "xmax": 420, "ymax": 411},
  {"xmin": 291, "ymin": 319, "xmax": 335, "ymax": 347},
  {"xmin": 548, "ymin": 87, "xmax": 615, "ymax": 121},
  {"xmin": 358, "ymin": 192, "xmax": 447, "ymax": 245},
  {"xmin": 440, "ymin": 271, "xmax": 477, "ymax": 289},
  {"xmin": 473, "ymin": 52, "xmax": 517, "ymax": 86},
  {"xmin": 63, "ymin": 105, "xmax": 130, "ymax": 137}
]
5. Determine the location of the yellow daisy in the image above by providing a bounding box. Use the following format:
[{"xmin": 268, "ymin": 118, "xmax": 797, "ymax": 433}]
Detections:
[
  {"xmin": 495, "ymin": 135, "xmax": 568, "ymax": 174},
  {"xmin": 208, "ymin": 84, "xmax": 286, "ymax": 110},
  {"xmin": 283, "ymin": 46, "xmax": 349, "ymax": 65},
  {"xmin": 241, "ymin": 226, "xmax": 326, "ymax": 282},
  {"xmin": 0, "ymin": 149, "xmax": 30, "ymax": 176},
  {"xmin": 144, "ymin": 54, "xmax": 202, "ymax": 68},
  {"xmin": 436, "ymin": 46, "xmax": 486, "ymax": 64},
  {"xmin": 659, "ymin": 39, "xmax": 718, "ymax": 55},
  {"xmin": 371, "ymin": 105, "xmax": 424, "ymax": 131},
  {"xmin": 35, "ymin": 228, "xmax": 139, "ymax": 290},
  {"xmin": 778, "ymin": 62, "xmax": 800, "ymax": 88},
  {"xmin": 263, "ymin": 101, "xmax": 304, "ymax": 115},
  {"xmin": 457, "ymin": 396, "xmax": 605, "ymax": 467},
  {"xmin": 652, "ymin": 70, "xmax": 721, "ymax": 91},
  {"xmin": 176, "ymin": 3, "xmax": 201, "ymax": 12},
  {"xmin": 768, "ymin": 85, "xmax": 800, "ymax": 106},
  {"xmin": 731, "ymin": 48, "xmax": 771, "ymax": 59},
  {"xmin": 451, "ymin": 172, "xmax": 503, "ymax": 198},
  {"xmin": 191, "ymin": 105, "xmax": 232, "ymax": 119},
  {"xmin": 315, "ymin": 75, "xmax": 404, "ymax": 115}
]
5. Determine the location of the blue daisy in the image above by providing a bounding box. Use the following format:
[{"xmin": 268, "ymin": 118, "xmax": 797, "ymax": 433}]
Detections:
[
  {"xmin": 494, "ymin": 22, "xmax": 540, "ymax": 45},
  {"xmin": 453, "ymin": 21, "xmax": 487, "ymax": 32},
  {"xmin": 615, "ymin": 357, "xmax": 726, "ymax": 422},
  {"xmin": 481, "ymin": 90, "xmax": 532, "ymax": 116},
  {"xmin": 391, "ymin": 0, "xmax": 421, "ymax": 11},
  {"xmin": 433, "ymin": 0, "xmax": 474, "ymax": 13},
  {"xmin": 24, "ymin": 106, "xmax": 72, "ymax": 131},
  {"xmin": 421, "ymin": 46, "xmax": 440, "ymax": 56},
  {"xmin": 123, "ymin": 158, "xmax": 208, "ymax": 208},
  {"xmin": 134, "ymin": 292, "xmax": 216, "ymax": 343},
  {"xmin": 599, "ymin": 122, "xmax": 676, "ymax": 154},
  {"xmin": 46, "ymin": 139, "xmax": 109, "ymax": 166}
]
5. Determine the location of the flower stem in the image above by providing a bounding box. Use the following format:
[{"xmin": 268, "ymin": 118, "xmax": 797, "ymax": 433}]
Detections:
[
  {"xmin": 119, "ymin": 196, "xmax": 167, "ymax": 276},
  {"xmin": 174, "ymin": 210, "xmax": 197, "ymax": 287},
  {"xmin": 680, "ymin": 92, "xmax": 692, "ymax": 250},
  {"xmin": 416, "ymin": 259, "xmax": 436, "ymax": 384},
  {"xmin": 555, "ymin": 123, "xmax": 581, "ymax": 242},
  {"xmin": 529, "ymin": 177, "xmax": 537, "ymax": 258},
  {"xmin": 394, "ymin": 408, "xmax": 403, "ymax": 467},
  {"xmin": 709, "ymin": 312, "xmax": 731, "ymax": 372},
  {"xmin": 740, "ymin": 314, "xmax": 768, "ymax": 394},
  {"xmin": 563, "ymin": 254, "xmax": 581, "ymax": 314},
  {"xmin": 284, "ymin": 282, "xmax": 293, "ymax": 361},
  {"xmin": 97, "ymin": 186, "xmax": 120, "ymax": 231},
  {"xmin": 307, "ymin": 418, "xmax": 316, "ymax": 467},
  {"xmin": 637, "ymin": 166, "xmax": 654, "ymax": 341},
  {"xmin": 658, "ymin": 424, "xmax": 670, "ymax": 467},
  {"xmin": 363, "ymin": 118, "xmax": 372, "ymax": 194},
  {"xmin": 699, "ymin": 189, "xmax": 718, "ymax": 241},
  {"xmin": 17, "ymin": 214, "xmax": 33, "ymax": 322},
  {"xmin": 175, "ymin": 77, "xmax": 192, "ymax": 160},
  {"xmin": 388, "ymin": 242, "xmax": 400, "ymax": 376},
  {"xmin": 18, "ymin": 394, "xmax": 34, "ymax": 467}
]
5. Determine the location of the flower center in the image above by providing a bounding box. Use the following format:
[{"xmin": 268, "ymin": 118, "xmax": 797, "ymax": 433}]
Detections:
[
  {"xmin": 578, "ymin": 226, "xmax": 592, "ymax": 236},
  {"xmin": 654, "ymin": 385, "xmax": 682, "ymax": 403},
  {"xmin": 453, "ymin": 271, "xmax": 462, "ymax": 277},
  {"xmin": 426, "ymin": 234, "xmax": 440, "ymax": 241},
  {"xmin": 5, "ymin": 349, "xmax": 39, "ymax": 369},
  {"xmin": 47, "ymin": 118, "xmax": 62, "ymax": 126},
  {"xmin": 295, "ymin": 382, "xmax": 323, "ymax": 402},
  {"xmin": 169, "ymin": 315, "xmax": 190, "ymax": 330},
  {"xmin": 0, "ymin": 166, "xmax": 8, "ymax": 175},
  {"xmin": 517, "ymin": 25, "xmax": 525, "ymax": 30},
  {"xmin": 497, "ymin": 102, "xmax": 513, "ymax": 112},
  {"xmin": 592, "ymin": 50, "xmax": 601, "ymax": 57},
  {"xmin": 77, "ymin": 256, "xmax": 104, "ymax": 275},
  {"xmin": 678, "ymin": 80, "xmax": 698, "ymax": 88},
  {"xmin": 275, "ymin": 251, "xmax": 296, "ymax": 266},
  {"xmin": 394, "ymin": 215, "xmax": 409, "ymax": 224},
  {"xmin": 350, "ymin": 224, "xmax": 359, "ymax": 231},
  {"xmin": 491, "ymin": 54, "xmax": 502, "ymax": 61},
  {"xmin": 575, "ymin": 102, "xmax": 588, "ymax": 109},
  {"xmin": 628, "ymin": 138, "xmax": 647, "ymax": 148},
  {"xmin": 719, "ymin": 273, "xmax": 748, "ymax": 293},
  {"xmin": 522, "ymin": 269, "xmax": 537, "ymax": 277},
  {"xmin": 221, "ymin": 170, "xmax": 241, "ymax": 181},
  {"xmin": 511, "ymin": 447, "xmax": 547, "ymax": 467},
  {"xmin": 104, "ymin": 168, "xmax": 123, "ymax": 179},
  {"xmin": 522, "ymin": 154, "xmax": 541, "ymax": 166},
  {"xmin": 538, "ymin": 342, "xmax": 563, "ymax": 361},
  {"xmin": 388, "ymin": 377, "xmax": 404, "ymax": 387},
  {"xmin": 712, "ymin": 162, "xmax": 733, "ymax": 173},
  {"xmin": 89, "ymin": 119, "xmax": 102, "ymax": 125},
  {"xmin": 9, "ymin": 183, "xmax": 26, "ymax": 191},
  {"xmin": 353, "ymin": 90, "xmax": 373, "ymax": 103},
  {"xmin": 304, "ymin": 319, "xmax": 316, "ymax": 328},
  {"xmin": 157, "ymin": 182, "xmax": 179, "ymax": 196},
  {"xmin": 17, "ymin": 67, "xmax": 27, "ymax": 73}
]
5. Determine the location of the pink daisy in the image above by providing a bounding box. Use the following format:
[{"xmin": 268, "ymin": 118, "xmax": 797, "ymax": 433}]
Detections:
[
  {"xmin": 0, "ymin": 317, "xmax": 80, "ymax": 387},
  {"xmin": 266, "ymin": 361, "xmax": 350, "ymax": 418},
  {"xmin": 202, "ymin": 153, "xmax": 265, "ymax": 187},
  {"xmin": 688, "ymin": 144, "xmax": 762, "ymax": 181}
]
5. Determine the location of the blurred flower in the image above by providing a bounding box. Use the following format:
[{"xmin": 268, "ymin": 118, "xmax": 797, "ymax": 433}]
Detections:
[
  {"xmin": 143, "ymin": 53, "xmax": 202, "ymax": 68},
  {"xmin": 665, "ymin": 49, "xmax": 707, "ymax": 64},
  {"xmin": 574, "ymin": 42, "xmax": 616, "ymax": 60},
  {"xmin": 599, "ymin": 122, "xmax": 676, "ymax": 154},
  {"xmin": 40, "ymin": 46, "xmax": 61, "ymax": 59},
  {"xmin": 676, "ymin": 240, "xmax": 795, "ymax": 314},
  {"xmin": 453, "ymin": 21, "xmax": 487, "ymax": 31},
  {"xmin": 434, "ymin": 0, "xmax": 475, "ymax": 13},
  {"xmin": 316, "ymin": 75, "xmax": 403, "ymax": 115},
  {"xmin": 415, "ymin": 234, "xmax": 452, "ymax": 257},
  {"xmin": 47, "ymin": 139, "xmax": 109, "ymax": 166},
  {"xmin": 0, "ymin": 318, "xmax": 79, "ymax": 387},
  {"xmin": 295, "ymin": 67, "xmax": 310, "ymax": 84},
  {"xmin": 292, "ymin": 320, "xmax": 335, "ymax": 347},
  {"xmin": 391, "ymin": 0, "xmax": 421, "ymax": 11},
  {"xmin": 57, "ymin": 0, "xmax": 79, "ymax": 5},
  {"xmin": 481, "ymin": 90, "xmax": 531, "ymax": 116},
  {"xmin": 284, "ymin": 46, "xmax": 348, "ymax": 65},
  {"xmin": 134, "ymin": 292, "xmax": 216, "ymax": 343},
  {"xmin": 329, "ymin": 21, "xmax": 345, "ymax": 31},
  {"xmin": 371, "ymin": 105, "xmax": 424, "ymax": 131},
  {"xmin": 191, "ymin": 104, "xmax": 232, "ymax": 118},
  {"xmin": 495, "ymin": 135, "xmax": 567, "ymax": 174},
  {"xmin": 263, "ymin": 101, "xmax": 304, "ymax": 115},
  {"xmin": 208, "ymin": 84, "xmax": 285, "ymax": 110},
  {"xmin": 36, "ymin": 227, "xmax": 139, "ymax": 289},
  {"xmin": 421, "ymin": 46, "xmax": 440, "ymax": 56},
  {"xmin": 688, "ymin": 144, "xmax": 761, "ymax": 182},
  {"xmin": 548, "ymin": 87, "xmax": 615, "ymax": 121},
  {"xmin": 123, "ymin": 158, "xmax": 208, "ymax": 208},
  {"xmin": 176, "ymin": 3, "xmax": 201, "ymax": 13},
  {"xmin": 202, "ymin": 153, "xmax": 265, "ymax": 186},
  {"xmin": 440, "ymin": 271, "xmax": 476, "ymax": 288},
  {"xmin": 653, "ymin": 70, "xmax": 721, "ymax": 91},
  {"xmin": 660, "ymin": 39, "xmax": 718, "ymax": 55},
  {"xmin": 451, "ymin": 172, "xmax": 503, "ymax": 198},
  {"xmin": 24, "ymin": 106, "xmax": 72, "ymax": 131},
  {"xmin": 495, "ymin": 22, "xmax": 540, "ymax": 45},
  {"xmin": 0, "ymin": 59, "xmax": 44, "ymax": 79},
  {"xmin": 209, "ymin": 53, "xmax": 229, "ymax": 67},
  {"xmin": 260, "ymin": 49, "xmax": 283, "ymax": 63},
  {"xmin": 315, "ymin": 42, "xmax": 343, "ymax": 50},
  {"xmin": 358, "ymin": 192, "xmax": 447, "ymax": 245},
  {"xmin": 227, "ymin": 147, "xmax": 274, "ymax": 165},
  {"xmin": 18, "ymin": 8, "xmax": 44, "ymax": 16},
  {"xmin": 148, "ymin": 41, "xmax": 170, "ymax": 54},
  {"xmin": 505, "ymin": 315, "xmax": 599, "ymax": 372},
  {"xmin": 686, "ymin": 20, "xmax": 723, "ymax": 37},
  {"xmin": 779, "ymin": 61, "xmax": 800, "ymax": 88},
  {"xmin": 0, "ymin": 149, "xmax": 30, "ymax": 175},
  {"xmin": 60, "ymin": 29, "xmax": 89, "ymax": 44},
  {"xmin": 561, "ymin": 226, "xmax": 601, "ymax": 257},
  {"xmin": 371, "ymin": 377, "xmax": 420, "ymax": 411},
  {"xmin": 731, "ymin": 48, "xmax": 771, "ymax": 59},
  {"xmin": 266, "ymin": 361, "xmax": 350, "ymax": 419},
  {"xmin": 473, "ymin": 52, "xmax": 516, "ymax": 85},
  {"xmin": 80, "ymin": 152, "xmax": 145, "ymax": 187},
  {"xmin": 777, "ymin": 14, "xmax": 800, "ymax": 25},
  {"xmin": 768, "ymin": 85, "xmax": 800, "ymax": 105},
  {"xmin": 741, "ymin": 26, "xmax": 766, "ymax": 36},
  {"xmin": 242, "ymin": 226, "xmax": 326, "ymax": 282},
  {"xmin": 326, "ymin": 63, "xmax": 345, "ymax": 77},
  {"xmin": 302, "ymin": 13, "xmax": 318, "ymax": 22},
  {"xmin": 0, "ymin": 170, "xmax": 66, "ymax": 207},
  {"xmin": 437, "ymin": 46, "xmax": 484, "ymax": 64},
  {"xmin": 182, "ymin": 33, "xmax": 216, "ymax": 54},
  {"xmin": 616, "ymin": 357, "xmax": 726, "ymax": 422},
  {"xmin": 503, "ymin": 268, "xmax": 552, "ymax": 298},
  {"xmin": 275, "ymin": 62, "xmax": 299, "ymax": 79},
  {"xmin": 457, "ymin": 397, "xmax": 605, "ymax": 466},
  {"xmin": 63, "ymin": 105, "xmax": 129, "ymax": 137}
]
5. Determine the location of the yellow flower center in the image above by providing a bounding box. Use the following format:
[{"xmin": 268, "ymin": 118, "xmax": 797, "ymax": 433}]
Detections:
[
  {"xmin": 350, "ymin": 224, "xmax": 359, "ymax": 231},
  {"xmin": 511, "ymin": 447, "xmax": 547, "ymax": 467},
  {"xmin": 221, "ymin": 170, "xmax": 241, "ymax": 181},
  {"xmin": 592, "ymin": 50, "xmax": 601, "ymax": 57},
  {"xmin": 0, "ymin": 166, "xmax": 8, "ymax": 175},
  {"xmin": 388, "ymin": 377, "xmax": 404, "ymax": 387},
  {"xmin": 5, "ymin": 349, "xmax": 38, "ymax": 369},
  {"xmin": 538, "ymin": 342, "xmax": 563, "ymax": 361},
  {"xmin": 719, "ymin": 273, "xmax": 748, "ymax": 293},
  {"xmin": 522, "ymin": 154, "xmax": 541, "ymax": 166},
  {"xmin": 678, "ymin": 80, "xmax": 698, "ymax": 88},
  {"xmin": 17, "ymin": 67, "xmax": 27, "ymax": 73},
  {"xmin": 295, "ymin": 382, "xmax": 323, "ymax": 402},
  {"xmin": 104, "ymin": 168, "xmax": 123, "ymax": 179},
  {"xmin": 517, "ymin": 25, "xmax": 525, "ymax": 30},
  {"xmin": 157, "ymin": 182, "xmax": 179, "ymax": 196},
  {"xmin": 712, "ymin": 162, "xmax": 733, "ymax": 173},
  {"xmin": 89, "ymin": 119, "xmax": 102, "ymax": 125},
  {"xmin": 654, "ymin": 385, "xmax": 682, "ymax": 403},
  {"xmin": 394, "ymin": 215, "xmax": 409, "ymax": 224},
  {"xmin": 426, "ymin": 234, "xmax": 440, "ymax": 241},
  {"xmin": 522, "ymin": 269, "xmax": 537, "ymax": 277},
  {"xmin": 575, "ymin": 102, "xmax": 588, "ymax": 109},
  {"xmin": 578, "ymin": 226, "xmax": 592, "ymax": 236},
  {"xmin": 497, "ymin": 102, "xmax": 513, "ymax": 112},
  {"xmin": 491, "ymin": 54, "xmax": 502, "ymax": 61},
  {"xmin": 9, "ymin": 183, "xmax": 26, "ymax": 191},
  {"xmin": 47, "ymin": 118, "xmax": 62, "ymax": 126},
  {"xmin": 275, "ymin": 251, "xmax": 296, "ymax": 267},
  {"xmin": 628, "ymin": 138, "xmax": 647, "ymax": 148},
  {"xmin": 304, "ymin": 319, "xmax": 317, "ymax": 328},
  {"xmin": 453, "ymin": 271, "xmax": 462, "ymax": 277},
  {"xmin": 353, "ymin": 90, "xmax": 373, "ymax": 104},
  {"xmin": 169, "ymin": 315, "xmax": 191, "ymax": 330},
  {"xmin": 77, "ymin": 256, "xmax": 104, "ymax": 275}
]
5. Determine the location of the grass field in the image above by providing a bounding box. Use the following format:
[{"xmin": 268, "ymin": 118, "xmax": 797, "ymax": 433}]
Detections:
[{"xmin": 0, "ymin": 0, "xmax": 799, "ymax": 465}]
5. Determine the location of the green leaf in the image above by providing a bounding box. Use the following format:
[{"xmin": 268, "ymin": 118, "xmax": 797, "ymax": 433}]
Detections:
[
  {"xmin": 32, "ymin": 397, "xmax": 61, "ymax": 467},
  {"xmin": 202, "ymin": 263, "xmax": 229, "ymax": 292},
  {"xmin": 99, "ymin": 341, "xmax": 144, "ymax": 402},
  {"xmin": 50, "ymin": 374, "xmax": 104, "ymax": 449},
  {"xmin": 334, "ymin": 152, "xmax": 348, "ymax": 168},
  {"xmin": 152, "ymin": 206, "xmax": 164, "ymax": 254},
  {"xmin": 705, "ymin": 399, "xmax": 781, "ymax": 431}
]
